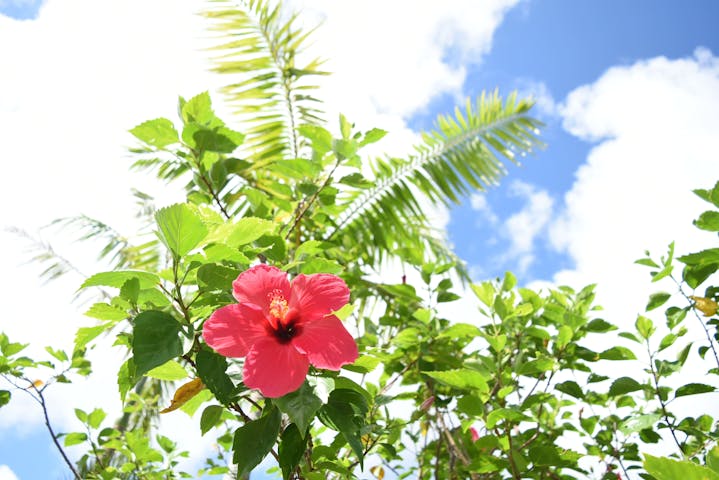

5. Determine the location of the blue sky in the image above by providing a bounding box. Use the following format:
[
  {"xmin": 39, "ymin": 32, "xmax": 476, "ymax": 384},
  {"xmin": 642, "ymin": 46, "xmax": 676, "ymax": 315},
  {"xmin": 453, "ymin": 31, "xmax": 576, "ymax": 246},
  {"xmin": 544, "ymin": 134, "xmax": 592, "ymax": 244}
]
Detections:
[
  {"xmin": 0, "ymin": 1, "xmax": 718, "ymax": 479},
  {"xmin": 410, "ymin": 0, "xmax": 719, "ymax": 282}
]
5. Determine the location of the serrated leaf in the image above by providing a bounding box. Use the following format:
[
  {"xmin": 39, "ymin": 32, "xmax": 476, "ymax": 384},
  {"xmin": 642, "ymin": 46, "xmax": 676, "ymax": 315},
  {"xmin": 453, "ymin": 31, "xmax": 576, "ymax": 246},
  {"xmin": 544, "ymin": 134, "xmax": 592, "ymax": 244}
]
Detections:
[
  {"xmin": 619, "ymin": 413, "xmax": 661, "ymax": 435},
  {"xmin": 155, "ymin": 203, "xmax": 208, "ymax": 257},
  {"xmin": 555, "ymin": 380, "xmax": 584, "ymax": 399},
  {"xmin": 197, "ymin": 264, "xmax": 240, "ymax": 291},
  {"xmin": 233, "ymin": 407, "xmax": 282, "ymax": 476},
  {"xmin": 275, "ymin": 382, "xmax": 322, "ymax": 433},
  {"xmin": 81, "ymin": 270, "xmax": 159, "ymax": 289},
  {"xmin": 84, "ymin": 303, "xmax": 127, "ymax": 321},
  {"xmin": 132, "ymin": 311, "xmax": 183, "ymax": 377},
  {"xmin": 75, "ymin": 324, "xmax": 109, "ymax": 351},
  {"xmin": 130, "ymin": 118, "xmax": 178, "ymax": 148},
  {"xmin": 87, "ymin": 409, "xmax": 106, "ymax": 430},
  {"xmin": 196, "ymin": 348, "xmax": 235, "ymax": 404},
  {"xmin": 423, "ymin": 369, "xmax": 489, "ymax": 394},
  {"xmin": 644, "ymin": 454, "xmax": 719, "ymax": 480},
  {"xmin": 146, "ymin": 360, "xmax": 188, "ymax": 381},
  {"xmin": 695, "ymin": 211, "xmax": 719, "ymax": 231}
]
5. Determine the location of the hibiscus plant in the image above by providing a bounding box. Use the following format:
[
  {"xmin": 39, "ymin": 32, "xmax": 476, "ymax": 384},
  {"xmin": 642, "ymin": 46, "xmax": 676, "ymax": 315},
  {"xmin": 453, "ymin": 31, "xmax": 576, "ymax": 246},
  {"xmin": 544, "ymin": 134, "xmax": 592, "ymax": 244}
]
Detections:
[{"xmin": 2, "ymin": 1, "xmax": 719, "ymax": 480}]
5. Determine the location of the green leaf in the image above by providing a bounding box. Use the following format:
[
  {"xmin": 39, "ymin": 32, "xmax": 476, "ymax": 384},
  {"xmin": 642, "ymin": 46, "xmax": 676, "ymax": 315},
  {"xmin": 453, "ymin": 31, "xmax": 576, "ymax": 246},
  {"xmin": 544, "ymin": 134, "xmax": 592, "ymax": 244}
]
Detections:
[
  {"xmin": 675, "ymin": 383, "xmax": 716, "ymax": 398},
  {"xmin": 707, "ymin": 446, "xmax": 719, "ymax": 473},
  {"xmin": 486, "ymin": 408, "xmax": 529, "ymax": 429},
  {"xmin": 683, "ymin": 263, "xmax": 719, "ymax": 289},
  {"xmin": 207, "ymin": 217, "xmax": 275, "ymax": 247},
  {"xmin": 619, "ymin": 413, "xmax": 661, "ymax": 435},
  {"xmin": 555, "ymin": 380, "xmax": 584, "ymax": 399},
  {"xmin": 658, "ymin": 333, "xmax": 678, "ymax": 351},
  {"xmin": 585, "ymin": 318, "xmax": 616, "ymax": 332},
  {"xmin": 644, "ymin": 453, "xmax": 719, "ymax": 480},
  {"xmin": 636, "ymin": 315, "xmax": 655, "ymax": 339},
  {"xmin": 233, "ymin": 407, "xmax": 282, "ymax": 477},
  {"xmin": 118, "ymin": 358, "xmax": 138, "ymax": 403},
  {"xmin": 359, "ymin": 128, "xmax": 387, "ymax": 147},
  {"xmin": 470, "ymin": 282, "xmax": 494, "ymax": 306},
  {"xmin": 155, "ymin": 203, "xmax": 208, "ymax": 257},
  {"xmin": 63, "ymin": 432, "xmax": 88, "ymax": 447},
  {"xmin": 528, "ymin": 445, "xmax": 562, "ymax": 466},
  {"xmin": 200, "ymin": 405, "xmax": 224, "ymax": 436},
  {"xmin": 275, "ymin": 382, "xmax": 322, "ymax": 433},
  {"xmin": 608, "ymin": 377, "xmax": 643, "ymax": 396},
  {"xmin": 695, "ymin": 211, "xmax": 719, "ymax": 231},
  {"xmin": 501, "ymin": 271, "xmax": 517, "ymax": 292},
  {"xmin": 181, "ymin": 91, "xmax": 216, "ymax": 125},
  {"xmin": 517, "ymin": 358, "xmax": 556, "ymax": 376},
  {"xmin": 299, "ymin": 257, "xmax": 343, "ymax": 275},
  {"xmin": 437, "ymin": 323, "xmax": 480, "ymax": 340},
  {"xmin": 87, "ymin": 409, "xmax": 106, "ymax": 430},
  {"xmin": 196, "ymin": 348, "xmax": 235, "ymax": 404},
  {"xmin": 339, "ymin": 114, "xmax": 352, "ymax": 139},
  {"xmin": 317, "ymin": 389, "xmax": 368, "ymax": 465},
  {"xmin": 120, "ymin": 278, "xmax": 140, "ymax": 304},
  {"xmin": 279, "ymin": 423, "xmax": 307, "ymax": 480},
  {"xmin": 197, "ymin": 264, "xmax": 240, "ymax": 291},
  {"xmin": 75, "ymin": 324, "xmax": 109, "ymax": 351},
  {"xmin": 130, "ymin": 118, "xmax": 179, "ymax": 148},
  {"xmin": 423, "ymin": 369, "xmax": 489, "ymax": 394},
  {"xmin": 599, "ymin": 346, "xmax": 637, "ymax": 361},
  {"xmin": 132, "ymin": 311, "xmax": 183, "ymax": 377},
  {"xmin": 646, "ymin": 292, "xmax": 671, "ymax": 311},
  {"xmin": 298, "ymin": 125, "xmax": 333, "ymax": 154},
  {"xmin": 0, "ymin": 390, "xmax": 11, "ymax": 408},
  {"xmin": 679, "ymin": 248, "xmax": 719, "ymax": 266},
  {"xmin": 81, "ymin": 270, "xmax": 160, "ymax": 289},
  {"xmin": 84, "ymin": 303, "xmax": 127, "ymax": 321},
  {"xmin": 145, "ymin": 360, "xmax": 188, "ymax": 381}
]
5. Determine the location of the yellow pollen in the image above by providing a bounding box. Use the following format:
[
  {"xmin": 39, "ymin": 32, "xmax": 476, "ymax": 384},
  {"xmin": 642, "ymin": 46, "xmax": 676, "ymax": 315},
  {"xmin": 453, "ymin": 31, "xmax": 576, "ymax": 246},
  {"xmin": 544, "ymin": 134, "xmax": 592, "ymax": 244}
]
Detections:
[{"xmin": 268, "ymin": 289, "xmax": 289, "ymax": 320}]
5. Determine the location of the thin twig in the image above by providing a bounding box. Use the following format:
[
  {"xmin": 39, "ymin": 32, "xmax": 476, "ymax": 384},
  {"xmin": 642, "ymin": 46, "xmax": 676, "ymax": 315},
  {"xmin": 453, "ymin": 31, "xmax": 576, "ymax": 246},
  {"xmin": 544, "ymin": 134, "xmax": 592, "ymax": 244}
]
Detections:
[{"xmin": 28, "ymin": 381, "xmax": 82, "ymax": 480}]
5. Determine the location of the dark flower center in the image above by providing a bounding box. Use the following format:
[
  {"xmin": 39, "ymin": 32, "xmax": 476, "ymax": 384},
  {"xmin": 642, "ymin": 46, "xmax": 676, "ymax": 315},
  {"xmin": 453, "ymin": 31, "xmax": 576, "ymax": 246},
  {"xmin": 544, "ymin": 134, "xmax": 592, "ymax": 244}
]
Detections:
[{"xmin": 273, "ymin": 320, "xmax": 300, "ymax": 343}]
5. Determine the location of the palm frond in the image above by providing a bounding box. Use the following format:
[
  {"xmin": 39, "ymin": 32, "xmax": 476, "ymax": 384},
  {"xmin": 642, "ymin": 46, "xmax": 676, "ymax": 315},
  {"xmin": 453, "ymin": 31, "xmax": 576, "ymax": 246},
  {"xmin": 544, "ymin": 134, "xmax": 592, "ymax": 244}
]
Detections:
[
  {"xmin": 328, "ymin": 91, "xmax": 542, "ymax": 268},
  {"xmin": 203, "ymin": 0, "xmax": 326, "ymax": 163}
]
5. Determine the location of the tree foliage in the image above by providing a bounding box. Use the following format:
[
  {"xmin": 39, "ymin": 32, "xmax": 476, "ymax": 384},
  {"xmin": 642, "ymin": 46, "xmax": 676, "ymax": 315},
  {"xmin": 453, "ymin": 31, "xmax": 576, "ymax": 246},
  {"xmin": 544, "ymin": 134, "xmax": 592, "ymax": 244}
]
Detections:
[{"xmin": 2, "ymin": 2, "xmax": 719, "ymax": 480}]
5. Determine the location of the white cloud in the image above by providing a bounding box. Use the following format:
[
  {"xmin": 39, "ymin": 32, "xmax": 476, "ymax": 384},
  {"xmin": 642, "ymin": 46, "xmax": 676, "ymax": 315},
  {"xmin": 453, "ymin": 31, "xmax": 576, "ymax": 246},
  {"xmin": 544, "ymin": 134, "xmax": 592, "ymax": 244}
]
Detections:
[
  {"xmin": 469, "ymin": 193, "xmax": 499, "ymax": 224},
  {"xmin": 0, "ymin": 0, "xmax": 519, "ymax": 473},
  {"xmin": 515, "ymin": 79, "xmax": 557, "ymax": 118},
  {"xmin": 548, "ymin": 47, "xmax": 719, "ymax": 343},
  {"xmin": 0, "ymin": 465, "xmax": 19, "ymax": 480},
  {"xmin": 499, "ymin": 180, "xmax": 554, "ymax": 274}
]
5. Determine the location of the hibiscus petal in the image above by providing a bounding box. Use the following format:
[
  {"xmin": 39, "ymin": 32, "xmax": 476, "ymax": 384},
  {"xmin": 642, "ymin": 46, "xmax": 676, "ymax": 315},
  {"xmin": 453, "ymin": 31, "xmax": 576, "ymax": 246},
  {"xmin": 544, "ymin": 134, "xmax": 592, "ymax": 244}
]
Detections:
[
  {"xmin": 292, "ymin": 316, "xmax": 358, "ymax": 370},
  {"xmin": 202, "ymin": 304, "xmax": 267, "ymax": 358},
  {"xmin": 289, "ymin": 273, "xmax": 350, "ymax": 322},
  {"xmin": 232, "ymin": 264, "xmax": 291, "ymax": 311},
  {"xmin": 243, "ymin": 338, "xmax": 310, "ymax": 398}
]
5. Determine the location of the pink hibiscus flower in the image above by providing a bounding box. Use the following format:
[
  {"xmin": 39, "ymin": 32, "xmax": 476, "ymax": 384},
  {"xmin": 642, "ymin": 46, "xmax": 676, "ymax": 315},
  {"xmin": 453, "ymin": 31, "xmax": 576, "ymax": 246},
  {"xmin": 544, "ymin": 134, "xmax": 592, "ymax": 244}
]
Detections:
[{"xmin": 202, "ymin": 264, "xmax": 358, "ymax": 398}]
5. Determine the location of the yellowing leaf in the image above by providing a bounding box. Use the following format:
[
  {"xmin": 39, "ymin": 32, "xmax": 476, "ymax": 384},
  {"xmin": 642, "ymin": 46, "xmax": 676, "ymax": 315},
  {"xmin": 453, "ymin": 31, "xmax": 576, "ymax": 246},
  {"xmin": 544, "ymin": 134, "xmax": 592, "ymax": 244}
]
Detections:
[
  {"xmin": 32, "ymin": 380, "xmax": 44, "ymax": 388},
  {"xmin": 691, "ymin": 296, "xmax": 718, "ymax": 317},
  {"xmin": 370, "ymin": 465, "xmax": 385, "ymax": 480},
  {"xmin": 160, "ymin": 378, "xmax": 205, "ymax": 414}
]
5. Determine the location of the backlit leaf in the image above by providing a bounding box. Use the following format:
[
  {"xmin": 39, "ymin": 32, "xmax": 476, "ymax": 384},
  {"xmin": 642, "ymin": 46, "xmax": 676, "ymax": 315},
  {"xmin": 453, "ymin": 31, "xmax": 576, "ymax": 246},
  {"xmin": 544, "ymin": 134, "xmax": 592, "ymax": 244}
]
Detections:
[{"xmin": 155, "ymin": 203, "xmax": 208, "ymax": 257}]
